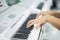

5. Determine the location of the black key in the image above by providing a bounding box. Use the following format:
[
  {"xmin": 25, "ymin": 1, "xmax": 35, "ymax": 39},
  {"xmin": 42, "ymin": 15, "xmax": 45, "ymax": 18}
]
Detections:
[
  {"xmin": 25, "ymin": 14, "xmax": 36, "ymax": 21},
  {"xmin": 29, "ymin": 14, "xmax": 37, "ymax": 18},
  {"xmin": 18, "ymin": 30, "xmax": 30, "ymax": 34},
  {"xmin": 0, "ymin": 4, "xmax": 3, "ymax": 7},
  {"xmin": 20, "ymin": 25, "xmax": 33, "ymax": 30},
  {"xmin": 37, "ymin": 2, "xmax": 44, "ymax": 10},
  {"xmin": 13, "ymin": 34, "xmax": 28, "ymax": 39}
]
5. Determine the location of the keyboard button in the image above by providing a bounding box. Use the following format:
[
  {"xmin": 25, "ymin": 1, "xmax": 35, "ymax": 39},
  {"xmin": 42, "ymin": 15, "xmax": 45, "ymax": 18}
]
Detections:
[
  {"xmin": 37, "ymin": 2, "xmax": 44, "ymax": 10},
  {"xmin": 18, "ymin": 30, "xmax": 30, "ymax": 34},
  {"xmin": 13, "ymin": 34, "xmax": 28, "ymax": 39},
  {"xmin": 20, "ymin": 25, "xmax": 33, "ymax": 30}
]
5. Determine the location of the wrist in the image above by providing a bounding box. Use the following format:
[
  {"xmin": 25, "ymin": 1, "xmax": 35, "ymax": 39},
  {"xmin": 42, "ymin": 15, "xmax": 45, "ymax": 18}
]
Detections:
[{"xmin": 43, "ymin": 15, "xmax": 50, "ymax": 22}]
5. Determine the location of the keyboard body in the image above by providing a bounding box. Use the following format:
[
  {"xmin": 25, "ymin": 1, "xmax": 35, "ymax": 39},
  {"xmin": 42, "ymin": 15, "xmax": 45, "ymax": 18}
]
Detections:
[{"xmin": 0, "ymin": 0, "xmax": 52, "ymax": 40}]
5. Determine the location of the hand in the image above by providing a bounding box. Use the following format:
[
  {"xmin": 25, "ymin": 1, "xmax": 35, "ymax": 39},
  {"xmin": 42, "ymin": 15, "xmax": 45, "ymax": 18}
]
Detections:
[
  {"xmin": 27, "ymin": 16, "xmax": 46, "ymax": 30},
  {"xmin": 36, "ymin": 11, "xmax": 49, "ymax": 18}
]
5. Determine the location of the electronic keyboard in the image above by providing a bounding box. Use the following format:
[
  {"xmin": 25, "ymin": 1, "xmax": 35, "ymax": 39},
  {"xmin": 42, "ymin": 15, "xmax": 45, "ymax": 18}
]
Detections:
[{"xmin": 0, "ymin": 0, "xmax": 52, "ymax": 40}]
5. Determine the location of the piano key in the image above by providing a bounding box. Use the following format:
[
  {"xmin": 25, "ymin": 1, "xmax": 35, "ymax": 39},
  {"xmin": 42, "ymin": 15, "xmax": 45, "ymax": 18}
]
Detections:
[
  {"xmin": 17, "ymin": 30, "xmax": 30, "ymax": 34},
  {"xmin": 13, "ymin": 34, "xmax": 28, "ymax": 39},
  {"xmin": 37, "ymin": 2, "xmax": 44, "ymax": 10},
  {"xmin": 20, "ymin": 25, "xmax": 33, "ymax": 30},
  {"xmin": 27, "ymin": 24, "xmax": 41, "ymax": 40},
  {"xmin": 24, "ymin": 14, "xmax": 37, "ymax": 23}
]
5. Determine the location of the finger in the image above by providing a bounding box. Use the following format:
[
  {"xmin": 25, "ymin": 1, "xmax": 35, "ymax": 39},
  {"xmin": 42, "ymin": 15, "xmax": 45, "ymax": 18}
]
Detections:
[
  {"xmin": 35, "ymin": 23, "xmax": 40, "ymax": 30},
  {"xmin": 27, "ymin": 21, "xmax": 36, "ymax": 28},
  {"xmin": 40, "ymin": 18, "xmax": 46, "ymax": 26},
  {"xmin": 36, "ymin": 13, "xmax": 41, "ymax": 18},
  {"xmin": 27, "ymin": 20, "xmax": 35, "ymax": 28}
]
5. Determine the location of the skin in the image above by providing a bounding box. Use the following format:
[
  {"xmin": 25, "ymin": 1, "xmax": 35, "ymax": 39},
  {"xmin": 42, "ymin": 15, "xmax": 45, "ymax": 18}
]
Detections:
[{"xmin": 27, "ymin": 11, "xmax": 60, "ymax": 30}]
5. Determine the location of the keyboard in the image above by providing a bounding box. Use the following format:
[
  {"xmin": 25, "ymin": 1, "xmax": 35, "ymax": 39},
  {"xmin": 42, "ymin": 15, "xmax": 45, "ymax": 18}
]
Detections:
[{"xmin": 12, "ymin": 14, "xmax": 37, "ymax": 40}]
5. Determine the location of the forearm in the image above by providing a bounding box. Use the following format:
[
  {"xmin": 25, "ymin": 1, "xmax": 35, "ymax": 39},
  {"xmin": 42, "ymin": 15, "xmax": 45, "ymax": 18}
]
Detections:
[
  {"xmin": 44, "ymin": 15, "xmax": 60, "ymax": 30},
  {"xmin": 47, "ymin": 11, "xmax": 60, "ymax": 18}
]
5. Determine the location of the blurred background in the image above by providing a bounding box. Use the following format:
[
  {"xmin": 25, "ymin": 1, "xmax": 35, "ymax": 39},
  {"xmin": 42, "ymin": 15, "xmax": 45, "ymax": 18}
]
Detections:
[
  {"xmin": 0, "ymin": 0, "xmax": 60, "ymax": 12},
  {"xmin": 51, "ymin": 0, "xmax": 60, "ymax": 11}
]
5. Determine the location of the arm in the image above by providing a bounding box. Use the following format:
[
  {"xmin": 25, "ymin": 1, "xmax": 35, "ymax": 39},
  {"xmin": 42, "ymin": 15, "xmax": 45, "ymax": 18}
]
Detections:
[
  {"xmin": 27, "ymin": 11, "xmax": 60, "ymax": 30},
  {"xmin": 36, "ymin": 11, "xmax": 60, "ymax": 19},
  {"xmin": 46, "ymin": 11, "xmax": 60, "ymax": 18},
  {"xmin": 44, "ymin": 15, "xmax": 60, "ymax": 30}
]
